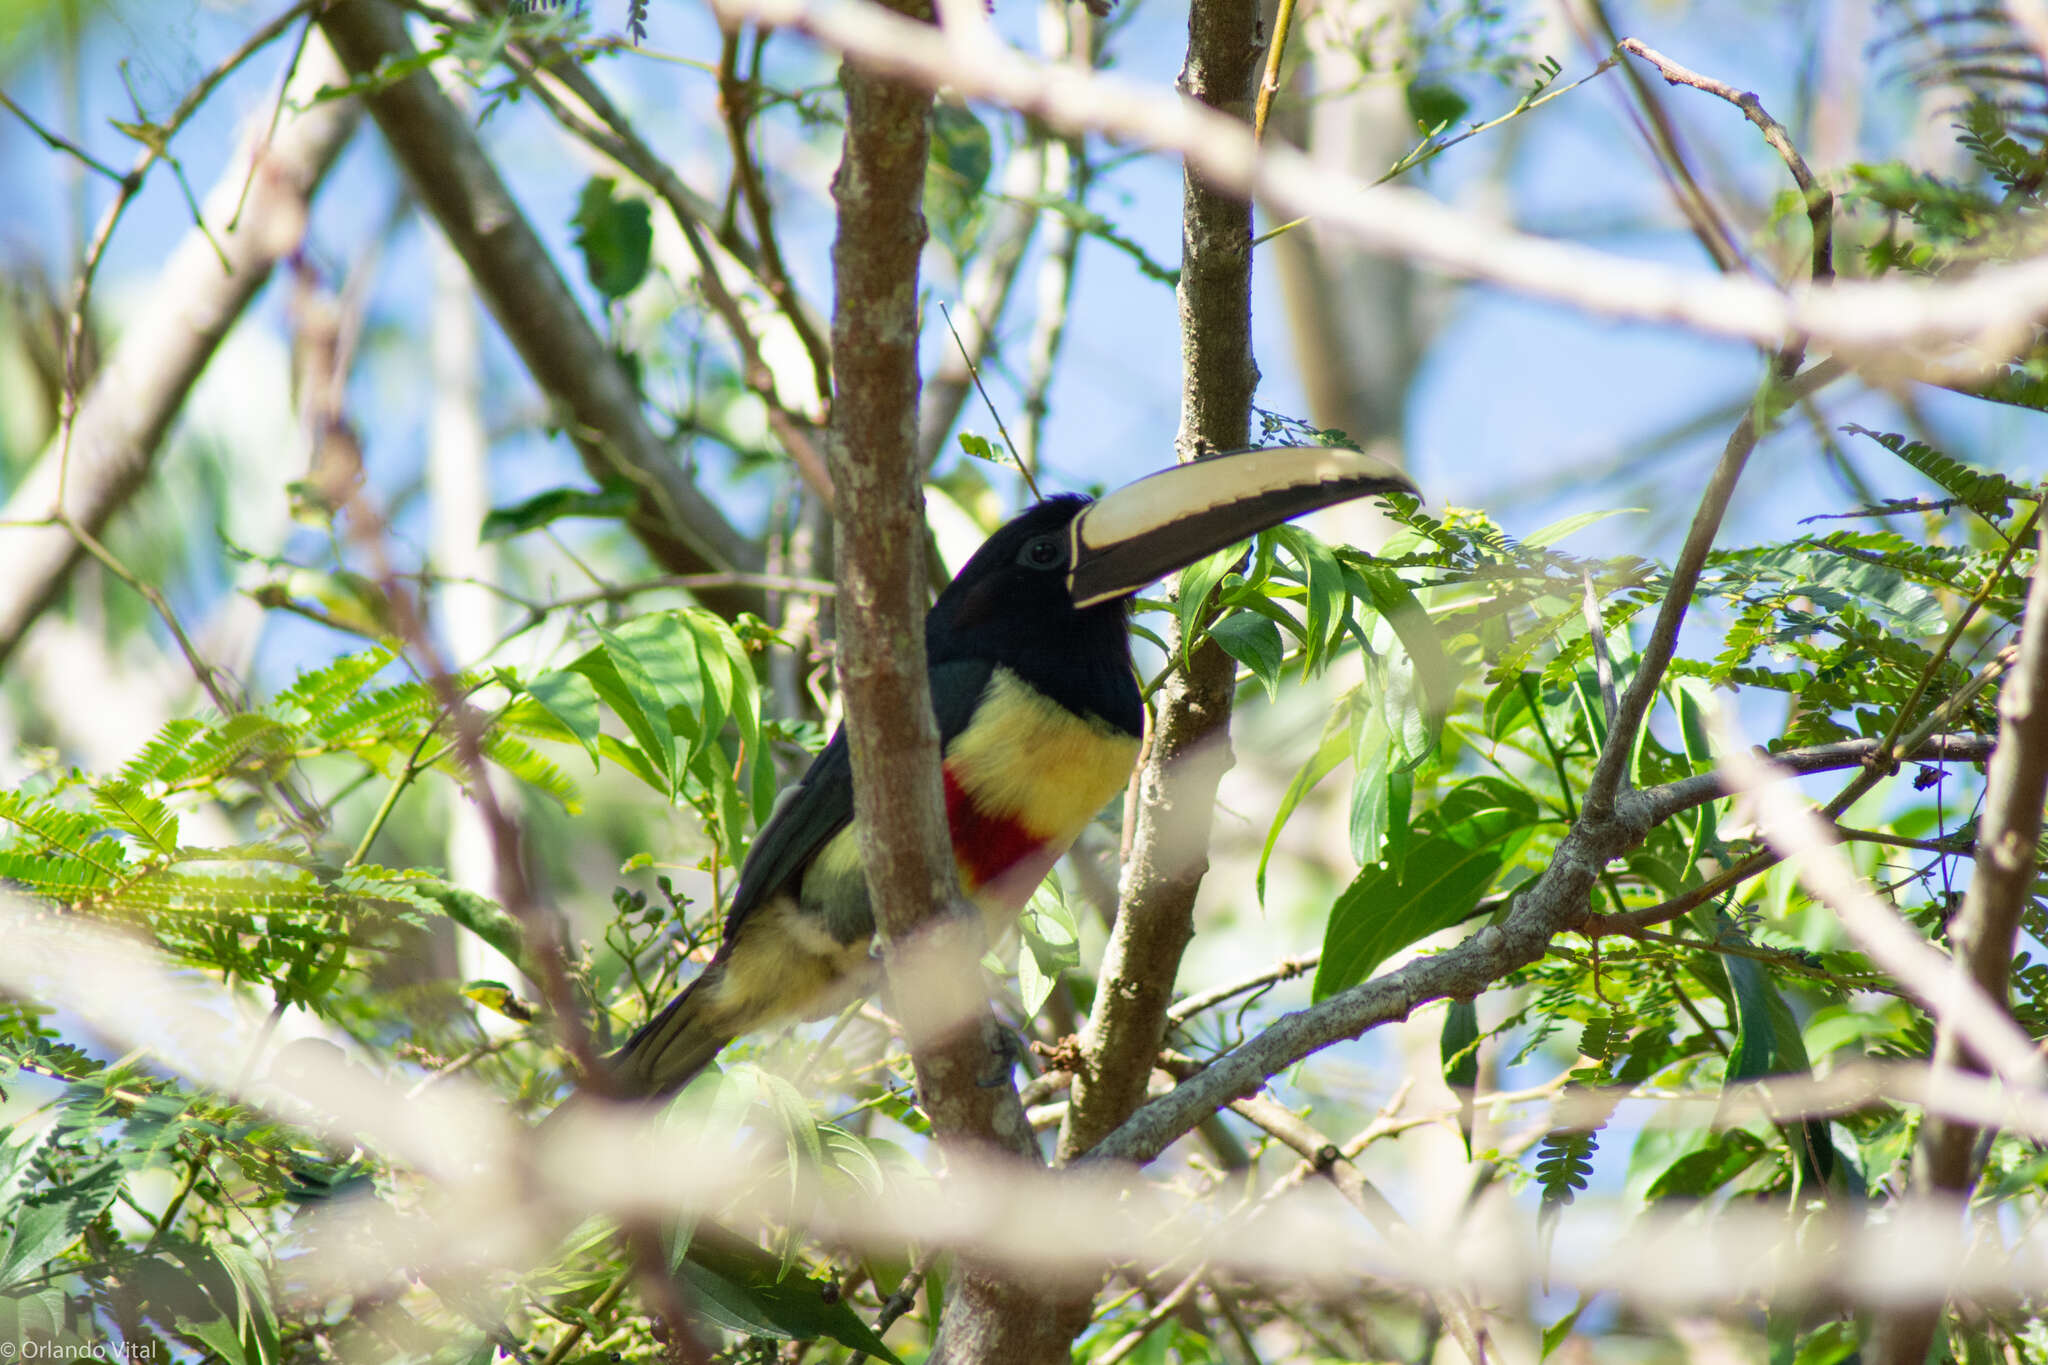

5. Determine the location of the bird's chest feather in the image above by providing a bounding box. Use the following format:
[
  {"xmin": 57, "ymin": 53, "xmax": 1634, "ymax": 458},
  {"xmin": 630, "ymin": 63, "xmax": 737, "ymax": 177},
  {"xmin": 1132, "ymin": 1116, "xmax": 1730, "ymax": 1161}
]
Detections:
[{"xmin": 941, "ymin": 667, "xmax": 1141, "ymax": 908}]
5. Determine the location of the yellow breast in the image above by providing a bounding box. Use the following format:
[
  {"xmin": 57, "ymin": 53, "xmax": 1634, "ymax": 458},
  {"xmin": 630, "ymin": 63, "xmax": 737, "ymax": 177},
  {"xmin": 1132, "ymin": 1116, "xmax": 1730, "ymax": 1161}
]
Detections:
[{"xmin": 943, "ymin": 666, "xmax": 1142, "ymax": 849}]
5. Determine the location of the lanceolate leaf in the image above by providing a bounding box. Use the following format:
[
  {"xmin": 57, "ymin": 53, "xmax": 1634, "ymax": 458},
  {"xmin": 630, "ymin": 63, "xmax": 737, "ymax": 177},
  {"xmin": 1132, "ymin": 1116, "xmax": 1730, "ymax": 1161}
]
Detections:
[
  {"xmin": 1314, "ymin": 776, "xmax": 1540, "ymax": 998},
  {"xmin": 479, "ymin": 480, "xmax": 637, "ymax": 542},
  {"xmin": 678, "ymin": 1226, "xmax": 904, "ymax": 1362},
  {"xmin": 523, "ymin": 669, "xmax": 603, "ymax": 769},
  {"xmin": 577, "ymin": 623, "xmax": 679, "ymax": 797},
  {"xmin": 1257, "ymin": 698, "xmax": 1353, "ymax": 904},
  {"xmin": 1347, "ymin": 561, "xmax": 1451, "ymax": 763}
]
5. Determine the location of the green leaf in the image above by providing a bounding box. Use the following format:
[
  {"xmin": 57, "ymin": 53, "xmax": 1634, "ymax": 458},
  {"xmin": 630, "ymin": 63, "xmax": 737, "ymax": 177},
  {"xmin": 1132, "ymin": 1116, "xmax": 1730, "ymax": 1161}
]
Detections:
[
  {"xmin": 1440, "ymin": 998, "xmax": 1480, "ymax": 1158},
  {"xmin": 479, "ymin": 481, "xmax": 637, "ymax": 542},
  {"xmin": 1644, "ymin": 1129, "xmax": 1767, "ymax": 1200},
  {"xmin": 483, "ymin": 731, "xmax": 582, "ymax": 812},
  {"xmin": 1019, "ymin": 875, "xmax": 1078, "ymax": 1019},
  {"xmin": 957, "ymin": 432, "xmax": 1000, "ymax": 462},
  {"xmin": 613, "ymin": 612, "xmax": 716, "ymax": 763},
  {"xmin": 679, "ymin": 1226, "xmax": 904, "ymax": 1361},
  {"xmin": 0, "ymin": 1160, "xmax": 122, "ymax": 1287},
  {"xmin": 1793, "ymin": 1321, "xmax": 1862, "ymax": 1365},
  {"xmin": 524, "ymin": 669, "xmax": 603, "ymax": 770},
  {"xmin": 1349, "ymin": 563, "xmax": 1451, "ymax": 764},
  {"xmin": 1174, "ymin": 546, "xmax": 1245, "ymax": 661},
  {"xmin": 1724, "ymin": 947, "xmax": 1780, "ymax": 1083},
  {"xmin": 1384, "ymin": 767, "xmax": 1413, "ymax": 880},
  {"xmin": 1535, "ymin": 1128, "xmax": 1597, "ymax": 1219},
  {"xmin": 0, "ymin": 1287, "xmax": 65, "ymax": 1346},
  {"xmin": 1210, "ymin": 611, "xmax": 1285, "ymax": 701},
  {"xmin": 571, "ymin": 176, "xmax": 653, "ymax": 300},
  {"xmin": 576, "ymin": 625, "xmax": 679, "ymax": 797},
  {"xmin": 925, "ymin": 103, "xmax": 992, "ymax": 249},
  {"xmin": 1406, "ymin": 80, "xmax": 1470, "ymax": 132},
  {"xmin": 1314, "ymin": 777, "xmax": 1539, "ymax": 998},
  {"xmin": 1271, "ymin": 525, "xmax": 1345, "ymax": 675},
  {"xmin": 1257, "ymin": 701, "xmax": 1352, "ymax": 903},
  {"xmin": 1842, "ymin": 424, "xmax": 2034, "ymax": 518},
  {"xmin": 416, "ymin": 883, "xmax": 530, "ymax": 981},
  {"xmin": 210, "ymin": 1232, "xmax": 280, "ymax": 1365},
  {"xmin": 1522, "ymin": 507, "xmax": 1645, "ymax": 549},
  {"xmin": 1540, "ymin": 1296, "xmax": 1590, "ymax": 1360},
  {"xmin": 1348, "ymin": 703, "xmax": 1393, "ymax": 867},
  {"xmin": 1483, "ymin": 672, "xmax": 1534, "ymax": 741},
  {"xmin": 93, "ymin": 782, "xmax": 179, "ymax": 855},
  {"xmin": 930, "ymin": 105, "xmax": 991, "ymax": 195}
]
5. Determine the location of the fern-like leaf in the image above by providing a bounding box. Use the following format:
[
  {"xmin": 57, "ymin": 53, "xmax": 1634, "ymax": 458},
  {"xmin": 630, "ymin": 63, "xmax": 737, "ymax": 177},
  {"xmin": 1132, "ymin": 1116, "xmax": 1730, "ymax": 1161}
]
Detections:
[
  {"xmin": 483, "ymin": 732, "xmax": 582, "ymax": 813},
  {"xmin": 274, "ymin": 650, "xmax": 395, "ymax": 730},
  {"xmin": 1535, "ymin": 1128, "xmax": 1598, "ymax": 1220},
  {"xmin": 1842, "ymin": 425, "xmax": 2034, "ymax": 517},
  {"xmin": 92, "ymin": 784, "xmax": 179, "ymax": 856}
]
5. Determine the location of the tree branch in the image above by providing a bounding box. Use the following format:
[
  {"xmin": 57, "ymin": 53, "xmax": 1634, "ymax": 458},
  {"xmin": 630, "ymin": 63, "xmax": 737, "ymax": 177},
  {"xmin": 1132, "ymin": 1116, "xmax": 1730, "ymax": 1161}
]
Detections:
[
  {"xmin": 819, "ymin": 9, "xmax": 1049, "ymax": 1359},
  {"xmin": 1875, "ymin": 512, "xmax": 2048, "ymax": 1365},
  {"xmin": 1057, "ymin": 0, "xmax": 1260, "ymax": 1165},
  {"xmin": 0, "ymin": 34, "xmax": 360, "ymax": 668},
  {"xmin": 706, "ymin": 0, "xmax": 2048, "ymax": 359},
  {"xmin": 316, "ymin": 0, "xmax": 764, "ymax": 616}
]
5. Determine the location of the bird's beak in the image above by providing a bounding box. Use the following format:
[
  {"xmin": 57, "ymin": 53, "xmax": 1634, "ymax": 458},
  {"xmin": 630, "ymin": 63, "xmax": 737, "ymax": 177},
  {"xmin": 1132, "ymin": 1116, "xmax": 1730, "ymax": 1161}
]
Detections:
[{"xmin": 1065, "ymin": 445, "xmax": 1418, "ymax": 608}]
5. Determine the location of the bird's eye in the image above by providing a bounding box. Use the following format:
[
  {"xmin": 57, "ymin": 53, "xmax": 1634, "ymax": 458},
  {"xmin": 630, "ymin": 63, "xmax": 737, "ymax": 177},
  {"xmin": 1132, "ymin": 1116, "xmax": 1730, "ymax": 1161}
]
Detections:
[{"xmin": 1018, "ymin": 535, "xmax": 1064, "ymax": 570}]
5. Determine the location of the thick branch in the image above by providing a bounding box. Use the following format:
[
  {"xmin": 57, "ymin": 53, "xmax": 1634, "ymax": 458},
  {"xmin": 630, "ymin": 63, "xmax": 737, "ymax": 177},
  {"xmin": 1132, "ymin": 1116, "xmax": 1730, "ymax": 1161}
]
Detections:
[
  {"xmin": 1876, "ymin": 515, "xmax": 2048, "ymax": 1365},
  {"xmin": 821, "ymin": 12, "xmax": 1046, "ymax": 1360},
  {"xmin": 1057, "ymin": 0, "xmax": 1260, "ymax": 1165},
  {"xmin": 0, "ymin": 37, "xmax": 360, "ymax": 668},
  {"xmin": 316, "ymin": 0, "xmax": 762, "ymax": 615},
  {"xmin": 1087, "ymin": 794, "xmax": 1646, "ymax": 1164}
]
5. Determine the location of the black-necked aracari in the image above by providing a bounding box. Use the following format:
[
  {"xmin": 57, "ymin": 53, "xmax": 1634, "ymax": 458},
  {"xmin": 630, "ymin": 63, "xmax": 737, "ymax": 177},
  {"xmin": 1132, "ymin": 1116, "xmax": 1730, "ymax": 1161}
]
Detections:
[{"xmin": 605, "ymin": 444, "xmax": 1415, "ymax": 1099}]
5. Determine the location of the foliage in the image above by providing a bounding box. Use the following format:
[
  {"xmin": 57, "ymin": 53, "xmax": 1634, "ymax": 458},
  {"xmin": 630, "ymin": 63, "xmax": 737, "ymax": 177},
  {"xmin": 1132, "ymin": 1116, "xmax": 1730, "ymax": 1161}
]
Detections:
[{"xmin": 3, "ymin": 2, "xmax": 2048, "ymax": 1364}]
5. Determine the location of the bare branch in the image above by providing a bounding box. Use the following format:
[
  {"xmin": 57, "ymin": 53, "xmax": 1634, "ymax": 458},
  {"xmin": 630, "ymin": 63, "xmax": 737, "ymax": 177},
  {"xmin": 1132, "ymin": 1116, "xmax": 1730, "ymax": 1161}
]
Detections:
[
  {"xmin": 706, "ymin": 0, "xmax": 2048, "ymax": 358},
  {"xmin": 1618, "ymin": 37, "xmax": 1834, "ymax": 284},
  {"xmin": 316, "ymin": 0, "xmax": 763, "ymax": 615},
  {"xmin": 0, "ymin": 34, "xmax": 360, "ymax": 669}
]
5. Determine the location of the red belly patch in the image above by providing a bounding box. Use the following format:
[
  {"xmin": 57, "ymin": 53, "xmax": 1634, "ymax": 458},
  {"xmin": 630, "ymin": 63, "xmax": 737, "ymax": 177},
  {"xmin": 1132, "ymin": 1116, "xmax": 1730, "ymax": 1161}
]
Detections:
[{"xmin": 943, "ymin": 766, "xmax": 1054, "ymax": 907}]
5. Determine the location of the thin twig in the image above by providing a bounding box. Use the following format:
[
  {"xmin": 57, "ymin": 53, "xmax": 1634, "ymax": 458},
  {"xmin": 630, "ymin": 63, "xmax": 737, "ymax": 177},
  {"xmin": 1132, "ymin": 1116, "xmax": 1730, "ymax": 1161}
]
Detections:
[
  {"xmin": 1166, "ymin": 954, "xmax": 1320, "ymax": 1026},
  {"xmin": 0, "ymin": 85, "xmax": 127, "ymax": 181},
  {"xmin": 1869, "ymin": 499, "xmax": 2043, "ymax": 771},
  {"xmin": 1580, "ymin": 358, "xmax": 1835, "ymax": 820},
  {"xmin": 1250, "ymin": 0, "xmax": 1298, "ymax": 143},
  {"xmin": 845, "ymin": 1248, "xmax": 939, "ymax": 1365},
  {"xmin": 938, "ymin": 301, "xmax": 1037, "ymax": 498},
  {"xmin": 716, "ymin": 22, "xmax": 834, "ymax": 406},
  {"xmin": 1619, "ymin": 38, "xmax": 1835, "ymax": 284},
  {"xmin": 1096, "ymin": 1264, "xmax": 1206, "ymax": 1365}
]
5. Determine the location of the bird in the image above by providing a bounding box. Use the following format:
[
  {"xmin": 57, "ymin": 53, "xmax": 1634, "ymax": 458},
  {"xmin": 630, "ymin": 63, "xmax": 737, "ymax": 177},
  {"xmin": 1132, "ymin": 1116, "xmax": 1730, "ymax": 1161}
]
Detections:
[{"xmin": 601, "ymin": 444, "xmax": 1416, "ymax": 1101}]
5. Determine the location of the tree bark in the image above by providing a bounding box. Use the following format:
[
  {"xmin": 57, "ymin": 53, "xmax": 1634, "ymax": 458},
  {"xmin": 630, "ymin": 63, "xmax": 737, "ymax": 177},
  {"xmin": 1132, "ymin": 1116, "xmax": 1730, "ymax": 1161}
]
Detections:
[
  {"xmin": 822, "ymin": 9, "xmax": 1046, "ymax": 1361},
  {"xmin": 1056, "ymin": 0, "xmax": 1261, "ymax": 1167}
]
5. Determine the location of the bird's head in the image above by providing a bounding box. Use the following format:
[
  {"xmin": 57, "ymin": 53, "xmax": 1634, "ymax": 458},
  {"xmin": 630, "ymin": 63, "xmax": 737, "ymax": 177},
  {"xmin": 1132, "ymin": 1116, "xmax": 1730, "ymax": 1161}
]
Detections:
[{"xmin": 928, "ymin": 444, "xmax": 1416, "ymax": 667}]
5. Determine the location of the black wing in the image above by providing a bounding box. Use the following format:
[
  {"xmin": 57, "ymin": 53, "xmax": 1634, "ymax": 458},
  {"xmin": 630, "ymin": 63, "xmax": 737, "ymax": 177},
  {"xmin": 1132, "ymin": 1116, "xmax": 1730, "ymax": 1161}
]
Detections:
[{"xmin": 718, "ymin": 657, "xmax": 996, "ymax": 940}]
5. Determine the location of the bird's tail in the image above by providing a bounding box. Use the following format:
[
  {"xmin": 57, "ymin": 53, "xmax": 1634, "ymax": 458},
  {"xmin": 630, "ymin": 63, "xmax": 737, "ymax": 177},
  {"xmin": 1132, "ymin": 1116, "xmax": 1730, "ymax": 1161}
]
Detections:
[{"xmin": 603, "ymin": 965, "xmax": 737, "ymax": 1101}]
